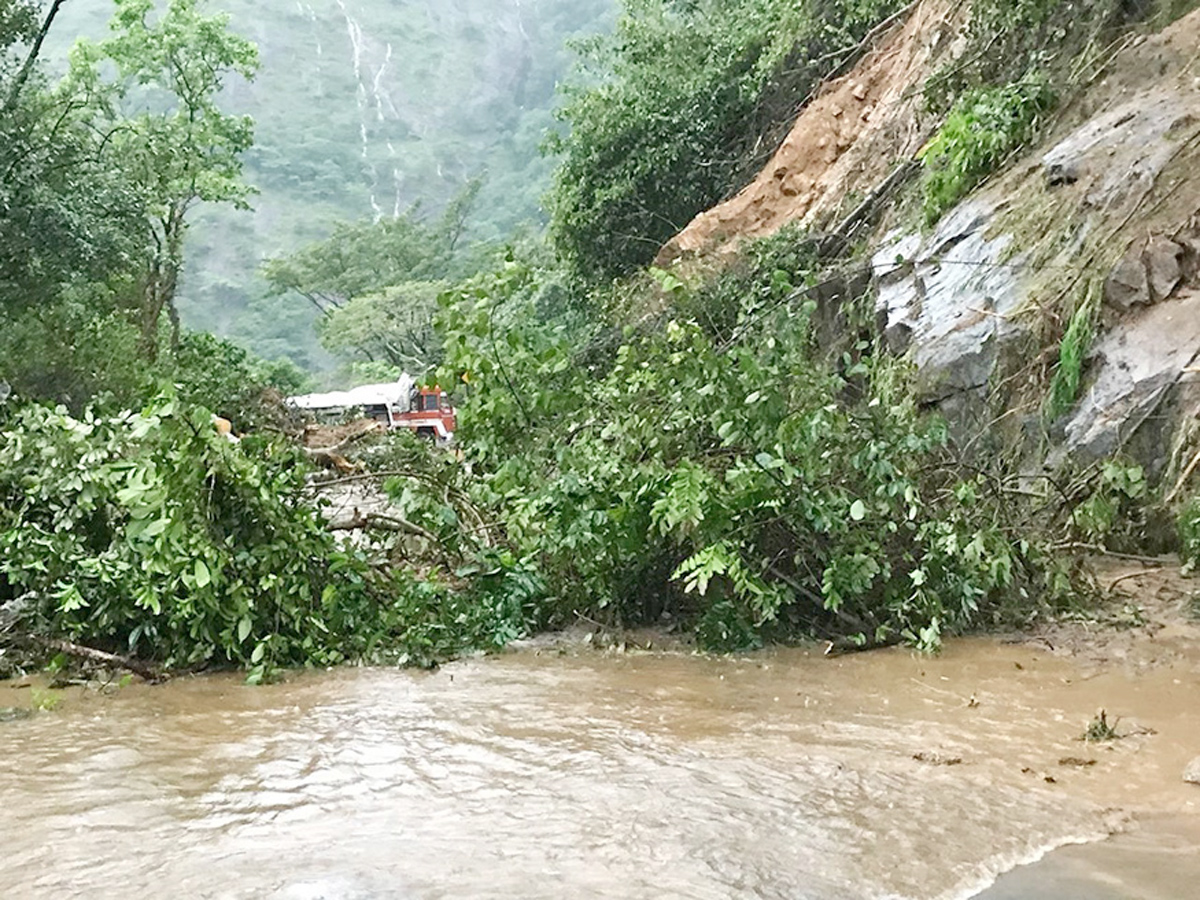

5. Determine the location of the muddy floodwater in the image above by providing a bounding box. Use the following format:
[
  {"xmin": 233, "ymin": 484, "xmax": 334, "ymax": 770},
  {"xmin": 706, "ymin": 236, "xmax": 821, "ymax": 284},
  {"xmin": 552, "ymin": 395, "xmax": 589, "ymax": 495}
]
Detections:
[{"xmin": 4, "ymin": 637, "xmax": 1200, "ymax": 899}]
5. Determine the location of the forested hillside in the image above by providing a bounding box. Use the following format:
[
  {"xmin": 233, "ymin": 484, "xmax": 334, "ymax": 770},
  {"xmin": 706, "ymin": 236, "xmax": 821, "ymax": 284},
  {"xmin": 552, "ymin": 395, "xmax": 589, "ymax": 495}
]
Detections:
[
  {"xmin": 6, "ymin": 0, "xmax": 1200, "ymax": 681},
  {"xmin": 48, "ymin": 0, "xmax": 614, "ymax": 368}
]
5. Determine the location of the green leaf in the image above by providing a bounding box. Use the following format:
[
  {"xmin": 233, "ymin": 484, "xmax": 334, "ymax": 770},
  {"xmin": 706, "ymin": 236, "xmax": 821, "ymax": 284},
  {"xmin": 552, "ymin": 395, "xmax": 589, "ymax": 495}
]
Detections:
[
  {"xmin": 237, "ymin": 616, "xmax": 252, "ymax": 643},
  {"xmin": 141, "ymin": 517, "xmax": 169, "ymax": 538},
  {"xmin": 194, "ymin": 559, "xmax": 211, "ymax": 589},
  {"xmin": 850, "ymin": 499, "xmax": 866, "ymax": 521}
]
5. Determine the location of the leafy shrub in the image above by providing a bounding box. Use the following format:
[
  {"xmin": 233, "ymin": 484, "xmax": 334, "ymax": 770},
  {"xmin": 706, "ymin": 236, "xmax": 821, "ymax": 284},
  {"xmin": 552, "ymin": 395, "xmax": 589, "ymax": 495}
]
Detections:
[
  {"xmin": 547, "ymin": 0, "xmax": 905, "ymax": 282},
  {"xmin": 168, "ymin": 331, "xmax": 309, "ymax": 429},
  {"xmin": 436, "ymin": 247, "xmax": 1049, "ymax": 652},
  {"xmin": 666, "ymin": 223, "xmax": 822, "ymax": 341},
  {"xmin": 0, "ymin": 288, "xmax": 146, "ymax": 410},
  {"xmin": 0, "ymin": 395, "xmax": 402, "ymax": 679},
  {"xmin": 920, "ymin": 77, "xmax": 1055, "ymax": 226},
  {"xmin": 1178, "ymin": 496, "xmax": 1200, "ymax": 573},
  {"xmin": 924, "ymin": 0, "xmax": 1126, "ymax": 110},
  {"xmin": 0, "ymin": 386, "xmax": 558, "ymax": 676},
  {"xmin": 1070, "ymin": 461, "xmax": 1147, "ymax": 545}
]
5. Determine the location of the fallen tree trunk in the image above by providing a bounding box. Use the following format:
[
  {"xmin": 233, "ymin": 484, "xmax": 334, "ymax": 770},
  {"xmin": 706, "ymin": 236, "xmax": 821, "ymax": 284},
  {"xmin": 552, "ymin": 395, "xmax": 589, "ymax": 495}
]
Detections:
[
  {"xmin": 302, "ymin": 420, "xmax": 385, "ymax": 472},
  {"xmin": 328, "ymin": 510, "xmax": 439, "ymax": 542},
  {"xmin": 26, "ymin": 635, "xmax": 164, "ymax": 683}
]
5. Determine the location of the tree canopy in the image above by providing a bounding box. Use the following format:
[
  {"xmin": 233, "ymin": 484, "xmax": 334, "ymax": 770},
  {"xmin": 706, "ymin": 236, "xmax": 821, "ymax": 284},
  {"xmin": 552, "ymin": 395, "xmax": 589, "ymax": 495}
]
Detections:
[
  {"xmin": 545, "ymin": 0, "xmax": 903, "ymax": 283},
  {"xmin": 65, "ymin": 0, "xmax": 259, "ymax": 357}
]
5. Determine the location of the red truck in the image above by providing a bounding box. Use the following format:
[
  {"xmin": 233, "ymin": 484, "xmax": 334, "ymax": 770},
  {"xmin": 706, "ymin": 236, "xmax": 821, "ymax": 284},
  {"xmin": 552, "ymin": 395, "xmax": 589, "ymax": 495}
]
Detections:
[{"xmin": 388, "ymin": 386, "xmax": 456, "ymax": 440}]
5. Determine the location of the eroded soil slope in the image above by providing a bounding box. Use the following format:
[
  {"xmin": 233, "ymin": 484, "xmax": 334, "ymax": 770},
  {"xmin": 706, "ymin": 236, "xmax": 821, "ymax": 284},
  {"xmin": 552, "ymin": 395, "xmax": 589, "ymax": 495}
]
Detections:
[{"xmin": 657, "ymin": 0, "xmax": 962, "ymax": 264}]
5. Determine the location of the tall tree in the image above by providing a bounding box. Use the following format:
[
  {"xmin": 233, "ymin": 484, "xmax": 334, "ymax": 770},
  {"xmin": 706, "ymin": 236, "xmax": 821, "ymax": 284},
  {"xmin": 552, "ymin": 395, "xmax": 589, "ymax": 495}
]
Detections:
[
  {"xmin": 66, "ymin": 0, "xmax": 258, "ymax": 359},
  {"xmin": 261, "ymin": 183, "xmax": 484, "ymax": 373}
]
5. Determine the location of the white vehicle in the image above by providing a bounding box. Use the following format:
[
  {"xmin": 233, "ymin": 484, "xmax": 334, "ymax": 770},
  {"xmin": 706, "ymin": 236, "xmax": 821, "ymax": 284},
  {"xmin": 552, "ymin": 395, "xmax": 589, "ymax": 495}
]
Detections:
[{"xmin": 288, "ymin": 375, "xmax": 457, "ymax": 441}]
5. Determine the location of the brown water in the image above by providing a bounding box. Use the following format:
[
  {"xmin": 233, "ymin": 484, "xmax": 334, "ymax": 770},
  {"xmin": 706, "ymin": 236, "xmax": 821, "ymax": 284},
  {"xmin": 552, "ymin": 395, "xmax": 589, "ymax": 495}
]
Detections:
[{"xmin": 3, "ymin": 640, "xmax": 1200, "ymax": 899}]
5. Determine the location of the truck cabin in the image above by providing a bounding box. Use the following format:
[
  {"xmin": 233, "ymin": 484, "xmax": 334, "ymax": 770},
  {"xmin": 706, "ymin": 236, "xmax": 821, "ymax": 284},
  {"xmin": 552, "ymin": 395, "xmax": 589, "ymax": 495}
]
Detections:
[{"xmin": 287, "ymin": 377, "xmax": 456, "ymax": 442}]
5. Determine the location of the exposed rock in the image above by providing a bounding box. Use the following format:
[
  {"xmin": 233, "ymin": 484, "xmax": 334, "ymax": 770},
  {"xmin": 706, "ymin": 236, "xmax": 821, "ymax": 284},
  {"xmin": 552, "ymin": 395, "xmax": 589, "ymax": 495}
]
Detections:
[
  {"xmin": 1058, "ymin": 290, "xmax": 1200, "ymax": 462},
  {"xmin": 1184, "ymin": 755, "xmax": 1200, "ymax": 784},
  {"xmin": 1042, "ymin": 88, "xmax": 1195, "ymax": 216},
  {"xmin": 873, "ymin": 198, "xmax": 1029, "ymax": 409},
  {"xmin": 658, "ymin": 4, "xmax": 1200, "ymax": 475},
  {"xmin": 1146, "ymin": 236, "xmax": 1185, "ymax": 302},
  {"xmin": 870, "ymin": 29, "xmax": 1200, "ymax": 462},
  {"xmin": 1107, "ymin": 236, "xmax": 1188, "ymax": 310},
  {"xmin": 1105, "ymin": 246, "xmax": 1151, "ymax": 311}
]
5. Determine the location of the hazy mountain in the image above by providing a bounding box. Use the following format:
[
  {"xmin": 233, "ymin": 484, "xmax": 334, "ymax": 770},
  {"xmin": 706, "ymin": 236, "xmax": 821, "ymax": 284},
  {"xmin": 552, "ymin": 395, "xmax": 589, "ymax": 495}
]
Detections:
[{"xmin": 48, "ymin": 0, "xmax": 614, "ymax": 368}]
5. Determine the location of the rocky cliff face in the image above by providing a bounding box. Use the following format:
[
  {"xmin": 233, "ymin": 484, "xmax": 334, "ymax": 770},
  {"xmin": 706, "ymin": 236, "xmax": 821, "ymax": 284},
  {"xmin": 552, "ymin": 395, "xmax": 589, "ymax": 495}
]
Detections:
[{"xmin": 661, "ymin": 1, "xmax": 1200, "ymax": 485}]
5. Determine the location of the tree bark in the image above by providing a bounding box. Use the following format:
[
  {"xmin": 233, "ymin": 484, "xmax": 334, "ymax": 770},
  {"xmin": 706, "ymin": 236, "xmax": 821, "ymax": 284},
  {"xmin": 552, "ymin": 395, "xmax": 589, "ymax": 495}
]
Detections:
[{"xmin": 139, "ymin": 203, "xmax": 187, "ymax": 360}]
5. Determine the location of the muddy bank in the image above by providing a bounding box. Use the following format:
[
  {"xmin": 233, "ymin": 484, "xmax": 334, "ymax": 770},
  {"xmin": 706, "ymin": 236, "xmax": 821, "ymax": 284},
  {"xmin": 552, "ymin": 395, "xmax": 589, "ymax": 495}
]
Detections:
[{"xmin": 977, "ymin": 815, "xmax": 1200, "ymax": 899}]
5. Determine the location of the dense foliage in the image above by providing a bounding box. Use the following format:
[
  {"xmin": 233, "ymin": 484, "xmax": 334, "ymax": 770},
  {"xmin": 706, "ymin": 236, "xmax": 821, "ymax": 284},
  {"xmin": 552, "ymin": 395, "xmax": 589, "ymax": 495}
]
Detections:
[
  {"xmin": 1179, "ymin": 496, "xmax": 1200, "ymax": 573},
  {"xmin": 47, "ymin": 0, "xmax": 616, "ymax": 369},
  {"xmin": 0, "ymin": 394, "xmax": 545, "ymax": 677},
  {"xmin": 434, "ymin": 241, "xmax": 1056, "ymax": 651},
  {"xmin": 0, "ymin": 396, "xmax": 379, "ymax": 678},
  {"xmin": 0, "ymin": 0, "xmax": 299, "ymax": 415},
  {"xmin": 546, "ymin": 0, "xmax": 903, "ymax": 283},
  {"xmin": 7, "ymin": 0, "xmax": 1194, "ymax": 679},
  {"xmin": 262, "ymin": 189, "xmax": 490, "ymax": 377},
  {"xmin": 65, "ymin": 0, "xmax": 259, "ymax": 357}
]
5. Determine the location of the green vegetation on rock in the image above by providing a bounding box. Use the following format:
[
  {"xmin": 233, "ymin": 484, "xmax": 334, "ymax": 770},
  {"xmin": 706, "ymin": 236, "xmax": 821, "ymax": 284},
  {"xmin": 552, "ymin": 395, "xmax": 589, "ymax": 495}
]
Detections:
[
  {"xmin": 1045, "ymin": 287, "xmax": 1099, "ymax": 423},
  {"xmin": 919, "ymin": 77, "xmax": 1054, "ymax": 226}
]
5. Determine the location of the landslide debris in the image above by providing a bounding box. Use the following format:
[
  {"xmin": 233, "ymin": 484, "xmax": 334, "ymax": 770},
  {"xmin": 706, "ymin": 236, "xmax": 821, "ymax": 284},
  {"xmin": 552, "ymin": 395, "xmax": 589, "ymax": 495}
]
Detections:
[
  {"xmin": 659, "ymin": 1, "xmax": 1200, "ymax": 488},
  {"xmin": 657, "ymin": 0, "xmax": 964, "ymax": 265}
]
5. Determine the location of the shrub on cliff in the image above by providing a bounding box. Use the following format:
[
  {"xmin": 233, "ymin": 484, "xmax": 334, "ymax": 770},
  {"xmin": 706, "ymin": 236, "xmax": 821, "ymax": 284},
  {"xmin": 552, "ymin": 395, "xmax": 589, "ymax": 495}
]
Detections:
[{"xmin": 920, "ymin": 76, "xmax": 1055, "ymax": 226}]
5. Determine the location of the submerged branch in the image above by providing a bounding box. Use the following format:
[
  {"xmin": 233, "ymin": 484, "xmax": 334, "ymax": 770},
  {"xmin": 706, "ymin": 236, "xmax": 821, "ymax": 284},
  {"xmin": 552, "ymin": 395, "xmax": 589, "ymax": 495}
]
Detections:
[{"xmin": 25, "ymin": 635, "xmax": 164, "ymax": 683}]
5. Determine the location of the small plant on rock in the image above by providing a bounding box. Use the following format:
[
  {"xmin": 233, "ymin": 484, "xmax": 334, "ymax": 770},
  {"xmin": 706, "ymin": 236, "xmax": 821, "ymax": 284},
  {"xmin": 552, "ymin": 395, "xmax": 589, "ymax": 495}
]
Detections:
[
  {"xmin": 1082, "ymin": 708, "xmax": 1120, "ymax": 742},
  {"xmin": 920, "ymin": 76, "xmax": 1055, "ymax": 226}
]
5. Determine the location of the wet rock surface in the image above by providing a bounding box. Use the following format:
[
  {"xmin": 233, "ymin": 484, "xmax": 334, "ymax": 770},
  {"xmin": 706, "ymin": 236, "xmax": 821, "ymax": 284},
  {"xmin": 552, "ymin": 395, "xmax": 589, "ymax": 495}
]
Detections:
[
  {"xmin": 1105, "ymin": 236, "xmax": 1187, "ymax": 310},
  {"xmin": 1184, "ymin": 755, "xmax": 1200, "ymax": 784},
  {"xmin": 1057, "ymin": 290, "xmax": 1200, "ymax": 463},
  {"xmin": 872, "ymin": 52, "xmax": 1200, "ymax": 466},
  {"xmin": 873, "ymin": 199, "xmax": 1028, "ymax": 414}
]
